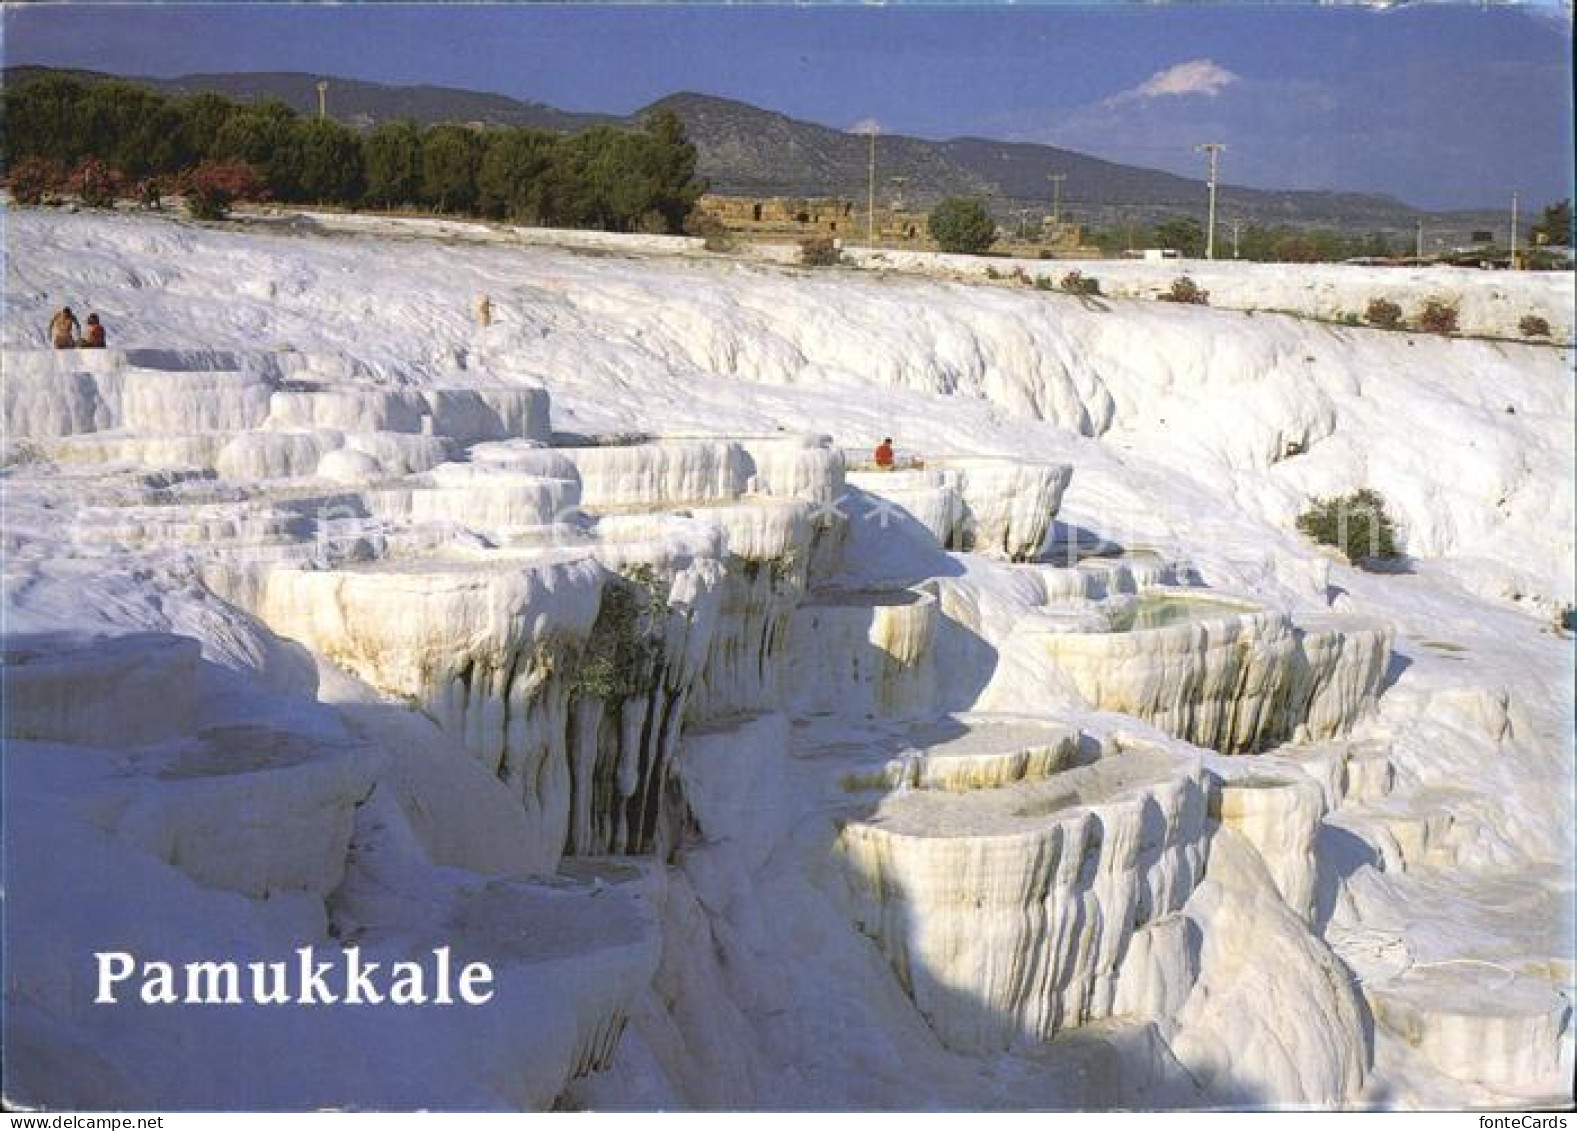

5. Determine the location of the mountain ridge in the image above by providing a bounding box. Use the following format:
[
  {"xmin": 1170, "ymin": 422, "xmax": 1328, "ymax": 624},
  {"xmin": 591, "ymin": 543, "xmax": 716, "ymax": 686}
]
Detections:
[{"xmin": 6, "ymin": 65, "xmax": 1470, "ymax": 229}]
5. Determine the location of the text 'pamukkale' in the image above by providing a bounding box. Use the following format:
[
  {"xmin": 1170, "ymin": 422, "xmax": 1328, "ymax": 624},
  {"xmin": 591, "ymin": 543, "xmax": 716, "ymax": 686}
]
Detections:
[{"xmin": 94, "ymin": 947, "xmax": 494, "ymax": 1006}]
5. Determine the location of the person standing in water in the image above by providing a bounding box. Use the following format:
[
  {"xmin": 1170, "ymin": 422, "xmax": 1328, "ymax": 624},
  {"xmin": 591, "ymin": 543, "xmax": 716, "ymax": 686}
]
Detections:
[
  {"xmin": 82, "ymin": 313, "xmax": 107, "ymax": 348},
  {"xmin": 48, "ymin": 306, "xmax": 80, "ymax": 348}
]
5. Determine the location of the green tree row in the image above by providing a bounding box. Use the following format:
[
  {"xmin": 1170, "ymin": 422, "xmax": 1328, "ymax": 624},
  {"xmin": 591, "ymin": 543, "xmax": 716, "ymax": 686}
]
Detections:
[
  {"xmin": 923, "ymin": 202, "xmax": 1412, "ymax": 261},
  {"xmin": 1089, "ymin": 206, "xmax": 1571, "ymax": 261},
  {"xmin": 1, "ymin": 74, "xmax": 704, "ymax": 233},
  {"xmin": 1085, "ymin": 216, "xmax": 1399, "ymax": 262}
]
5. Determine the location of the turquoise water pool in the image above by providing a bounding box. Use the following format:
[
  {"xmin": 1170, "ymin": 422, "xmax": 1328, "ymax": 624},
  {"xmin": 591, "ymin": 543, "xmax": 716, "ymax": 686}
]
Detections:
[{"xmin": 1108, "ymin": 592, "xmax": 1253, "ymax": 632}]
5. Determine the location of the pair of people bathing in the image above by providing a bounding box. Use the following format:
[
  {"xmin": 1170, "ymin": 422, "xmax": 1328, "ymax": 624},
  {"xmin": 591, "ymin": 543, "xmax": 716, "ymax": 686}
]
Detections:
[{"xmin": 49, "ymin": 307, "xmax": 107, "ymax": 349}]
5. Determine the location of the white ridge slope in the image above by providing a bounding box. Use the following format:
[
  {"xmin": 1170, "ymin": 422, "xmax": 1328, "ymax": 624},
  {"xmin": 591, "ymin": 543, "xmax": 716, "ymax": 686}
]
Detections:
[{"xmin": 2, "ymin": 207, "xmax": 1572, "ymax": 1111}]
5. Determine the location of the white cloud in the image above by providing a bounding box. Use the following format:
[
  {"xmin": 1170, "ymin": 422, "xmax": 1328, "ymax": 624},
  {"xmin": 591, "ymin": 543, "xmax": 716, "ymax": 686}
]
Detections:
[
  {"xmin": 1105, "ymin": 60, "xmax": 1240, "ymax": 107},
  {"xmin": 848, "ymin": 117, "xmax": 882, "ymax": 136}
]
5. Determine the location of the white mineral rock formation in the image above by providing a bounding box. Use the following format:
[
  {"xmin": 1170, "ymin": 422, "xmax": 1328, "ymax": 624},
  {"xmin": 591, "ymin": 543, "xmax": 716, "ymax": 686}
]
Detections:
[
  {"xmin": 849, "ymin": 456, "xmax": 1072, "ymax": 560},
  {"xmin": 558, "ymin": 441, "xmax": 751, "ymax": 510},
  {"xmin": 835, "ymin": 737, "xmax": 1210, "ymax": 1052},
  {"xmin": 2, "ymin": 632, "xmax": 201, "ymax": 747},
  {"xmin": 2, "ymin": 208, "xmax": 1570, "ymax": 1112},
  {"xmin": 1023, "ymin": 595, "xmax": 1392, "ymax": 753},
  {"xmin": 1167, "ymin": 831, "xmax": 1370, "ymax": 1105},
  {"xmin": 785, "ymin": 588, "xmax": 939, "ymax": 720},
  {"xmin": 1209, "ymin": 769, "xmax": 1326, "ymax": 920}
]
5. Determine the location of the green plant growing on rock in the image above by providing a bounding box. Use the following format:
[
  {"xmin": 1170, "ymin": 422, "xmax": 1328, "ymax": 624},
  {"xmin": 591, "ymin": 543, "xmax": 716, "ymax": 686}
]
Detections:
[
  {"xmin": 1297, "ymin": 489, "xmax": 1400, "ymax": 567},
  {"xmin": 1059, "ymin": 270, "xmax": 1101, "ymax": 296},
  {"xmin": 1159, "ymin": 276, "xmax": 1209, "ymax": 305},
  {"xmin": 1363, "ymin": 298, "xmax": 1403, "ymax": 329},
  {"xmin": 768, "ymin": 549, "xmax": 801, "ymax": 586},
  {"xmin": 685, "ymin": 210, "xmax": 736, "ymax": 252},
  {"xmin": 1518, "ymin": 314, "xmax": 1551, "ymax": 339},
  {"xmin": 799, "ymin": 236, "xmax": 840, "ymax": 267},
  {"xmin": 621, "ymin": 563, "xmax": 671, "ymax": 619},
  {"xmin": 6, "ymin": 156, "xmax": 67, "ymax": 205},
  {"xmin": 182, "ymin": 158, "xmax": 266, "ymax": 221},
  {"xmin": 574, "ymin": 569, "xmax": 669, "ymax": 701},
  {"xmin": 928, "ymin": 196, "xmax": 997, "ymax": 255},
  {"xmin": 69, "ymin": 157, "xmax": 122, "ymax": 208},
  {"xmin": 1416, "ymin": 298, "xmax": 1459, "ymax": 335}
]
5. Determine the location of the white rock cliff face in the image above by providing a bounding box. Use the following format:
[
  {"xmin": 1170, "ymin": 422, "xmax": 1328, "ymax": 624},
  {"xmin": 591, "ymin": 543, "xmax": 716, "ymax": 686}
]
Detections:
[
  {"xmin": 785, "ymin": 589, "xmax": 939, "ymax": 720},
  {"xmin": 2, "ymin": 209, "xmax": 1570, "ymax": 1111},
  {"xmin": 835, "ymin": 738, "xmax": 1211, "ymax": 1052},
  {"xmin": 1024, "ymin": 601, "xmax": 1392, "ymax": 753},
  {"xmin": 849, "ymin": 457, "xmax": 1073, "ymax": 561}
]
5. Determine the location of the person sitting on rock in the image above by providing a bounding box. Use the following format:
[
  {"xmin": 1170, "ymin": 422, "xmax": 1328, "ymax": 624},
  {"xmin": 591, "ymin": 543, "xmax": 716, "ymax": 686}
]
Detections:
[
  {"xmin": 48, "ymin": 306, "xmax": 80, "ymax": 349},
  {"xmin": 82, "ymin": 313, "xmax": 107, "ymax": 348},
  {"xmin": 874, "ymin": 437, "xmax": 896, "ymax": 470}
]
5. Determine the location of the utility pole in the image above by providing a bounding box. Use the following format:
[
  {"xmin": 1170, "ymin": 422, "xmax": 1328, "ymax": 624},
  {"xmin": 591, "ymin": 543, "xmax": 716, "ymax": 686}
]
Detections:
[
  {"xmin": 1047, "ymin": 173, "xmax": 1067, "ymax": 227},
  {"xmin": 1195, "ymin": 143, "xmax": 1224, "ymax": 260},
  {"xmin": 1510, "ymin": 190, "xmax": 1520, "ymax": 268},
  {"xmin": 316, "ymin": 80, "xmax": 328, "ymax": 121},
  {"xmin": 866, "ymin": 127, "xmax": 877, "ymax": 247},
  {"xmin": 1415, "ymin": 219, "xmax": 1424, "ymax": 260},
  {"xmin": 1230, "ymin": 219, "xmax": 1242, "ymax": 259}
]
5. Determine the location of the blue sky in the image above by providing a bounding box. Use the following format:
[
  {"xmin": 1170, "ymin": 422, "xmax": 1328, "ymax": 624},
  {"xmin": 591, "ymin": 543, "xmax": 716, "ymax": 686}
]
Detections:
[{"xmin": 4, "ymin": 3, "xmax": 1571, "ymax": 210}]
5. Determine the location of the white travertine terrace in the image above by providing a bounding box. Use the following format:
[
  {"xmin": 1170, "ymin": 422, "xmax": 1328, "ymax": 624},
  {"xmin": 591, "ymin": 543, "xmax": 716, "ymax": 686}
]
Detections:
[
  {"xmin": 836, "ymin": 717, "xmax": 1080, "ymax": 793},
  {"xmin": 365, "ymin": 459, "xmax": 582, "ymax": 531},
  {"xmin": 1366, "ymin": 965, "xmax": 1574, "ymax": 1093},
  {"xmin": 681, "ymin": 500, "xmax": 826, "ymax": 723},
  {"xmin": 265, "ymin": 383, "xmax": 550, "ymax": 446},
  {"xmin": 258, "ymin": 553, "xmax": 640, "ymax": 872},
  {"xmin": 4, "ymin": 349, "xmax": 545, "ymax": 487},
  {"xmin": 737, "ymin": 433, "xmax": 847, "ymax": 502},
  {"xmin": 557, "ymin": 441, "xmax": 752, "ymax": 510},
  {"xmin": 3, "ymin": 208, "xmax": 1570, "ymax": 1110},
  {"xmin": 115, "ymin": 724, "xmax": 383, "ymax": 901},
  {"xmin": 848, "ymin": 455, "xmax": 1072, "ymax": 561},
  {"xmin": 8, "ymin": 727, "xmax": 661, "ymax": 1109},
  {"xmin": 1167, "ymin": 832, "xmax": 1370, "ymax": 1104},
  {"xmin": 1210, "ymin": 770, "xmax": 1326, "ymax": 920},
  {"xmin": 1289, "ymin": 615, "xmax": 1396, "ymax": 741},
  {"xmin": 785, "ymin": 588, "xmax": 939, "ymax": 720},
  {"xmin": 1022, "ymin": 593, "xmax": 1393, "ymax": 753},
  {"xmin": 2, "ymin": 632, "xmax": 202, "ymax": 747},
  {"xmin": 834, "ymin": 738, "xmax": 1211, "ymax": 1051}
]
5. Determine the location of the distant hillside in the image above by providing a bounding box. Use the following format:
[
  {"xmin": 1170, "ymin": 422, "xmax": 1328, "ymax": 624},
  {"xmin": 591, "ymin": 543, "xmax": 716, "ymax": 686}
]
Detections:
[
  {"xmin": 645, "ymin": 92, "xmax": 992, "ymax": 201},
  {"xmin": 644, "ymin": 94, "xmax": 1422, "ymax": 229},
  {"xmin": 1, "ymin": 66, "xmax": 618, "ymax": 133},
  {"xmin": 5, "ymin": 66, "xmax": 1452, "ymax": 231},
  {"xmin": 934, "ymin": 136, "xmax": 1420, "ymax": 229}
]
